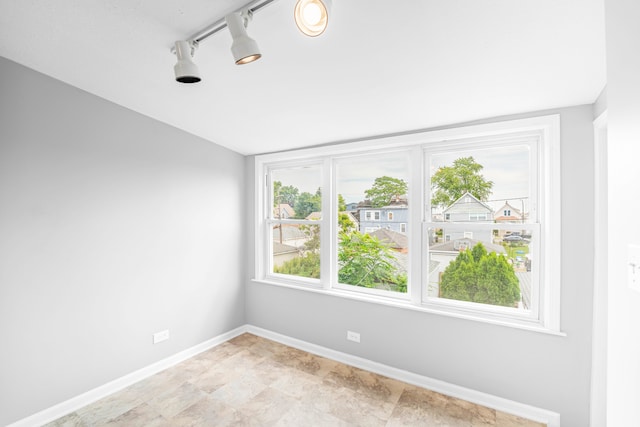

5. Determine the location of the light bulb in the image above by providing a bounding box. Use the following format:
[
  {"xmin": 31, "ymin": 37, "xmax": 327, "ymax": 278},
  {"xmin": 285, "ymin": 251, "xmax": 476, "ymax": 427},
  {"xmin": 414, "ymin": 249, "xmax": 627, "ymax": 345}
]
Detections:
[
  {"xmin": 294, "ymin": 0, "xmax": 330, "ymax": 37},
  {"xmin": 302, "ymin": 3, "xmax": 322, "ymax": 26}
]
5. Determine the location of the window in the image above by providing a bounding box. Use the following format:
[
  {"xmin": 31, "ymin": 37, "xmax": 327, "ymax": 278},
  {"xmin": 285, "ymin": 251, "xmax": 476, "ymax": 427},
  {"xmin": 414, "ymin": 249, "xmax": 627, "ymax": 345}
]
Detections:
[
  {"xmin": 426, "ymin": 141, "xmax": 543, "ymax": 323},
  {"xmin": 255, "ymin": 115, "xmax": 561, "ymax": 332},
  {"xmin": 469, "ymin": 213, "xmax": 488, "ymax": 221},
  {"xmin": 504, "ymin": 209, "xmax": 511, "ymax": 216},
  {"xmin": 267, "ymin": 164, "xmax": 322, "ymax": 282},
  {"xmin": 335, "ymin": 153, "xmax": 410, "ymax": 295},
  {"xmin": 364, "ymin": 210, "xmax": 381, "ymax": 221}
]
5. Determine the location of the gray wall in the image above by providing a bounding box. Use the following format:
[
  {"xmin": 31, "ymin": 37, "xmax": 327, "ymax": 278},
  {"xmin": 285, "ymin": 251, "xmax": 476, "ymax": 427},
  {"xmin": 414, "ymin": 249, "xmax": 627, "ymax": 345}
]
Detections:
[
  {"xmin": 604, "ymin": 0, "xmax": 640, "ymax": 424},
  {"xmin": 0, "ymin": 57, "xmax": 246, "ymax": 425},
  {"xmin": 246, "ymin": 105, "xmax": 595, "ymax": 427}
]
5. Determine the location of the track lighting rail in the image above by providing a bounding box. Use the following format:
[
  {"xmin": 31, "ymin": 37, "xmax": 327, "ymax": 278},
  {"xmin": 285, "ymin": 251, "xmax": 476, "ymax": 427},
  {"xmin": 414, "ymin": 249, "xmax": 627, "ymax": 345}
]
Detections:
[
  {"xmin": 172, "ymin": 0, "xmax": 331, "ymax": 83},
  {"xmin": 172, "ymin": 0, "xmax": 276, "ymax": 52}
]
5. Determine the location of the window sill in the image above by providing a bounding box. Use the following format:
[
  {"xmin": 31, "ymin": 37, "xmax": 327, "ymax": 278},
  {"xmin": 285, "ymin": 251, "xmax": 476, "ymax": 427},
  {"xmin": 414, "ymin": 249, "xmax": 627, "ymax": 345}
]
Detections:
[{"xmin": 250, "ymin": 278, "xmax": 567, "ymax": 337}]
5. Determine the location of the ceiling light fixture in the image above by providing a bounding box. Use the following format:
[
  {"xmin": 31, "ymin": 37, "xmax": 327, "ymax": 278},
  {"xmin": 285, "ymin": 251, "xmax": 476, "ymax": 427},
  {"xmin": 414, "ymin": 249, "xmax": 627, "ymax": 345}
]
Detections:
[
  {"xmin": 171, "ymin": 0, "xmax": 333, "ymax": 83},
  {"xmin": 294, "ymin": 0, "xmax": 331, "ymax": 37},
  {"xmin": 225, "ymin": 11, "xmax": 261, "ymax": 65},
  {"xmin": 173, "ymin": 40, "xmax": 201, "ymax": 84}
]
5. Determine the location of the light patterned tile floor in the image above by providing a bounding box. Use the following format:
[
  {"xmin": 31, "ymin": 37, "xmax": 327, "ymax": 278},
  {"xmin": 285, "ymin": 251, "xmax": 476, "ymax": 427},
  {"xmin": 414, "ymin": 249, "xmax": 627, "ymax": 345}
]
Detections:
[{"xmin": 45, "ymin": 334, "xmax": 546, "ymax": 426}]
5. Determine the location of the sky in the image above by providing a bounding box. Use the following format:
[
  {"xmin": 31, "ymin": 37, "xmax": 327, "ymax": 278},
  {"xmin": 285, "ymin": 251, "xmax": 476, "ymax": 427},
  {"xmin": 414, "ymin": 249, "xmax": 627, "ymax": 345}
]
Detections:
[{"xmin": 271, "ymin": 144, "xmax": 531, "ymax": 212}]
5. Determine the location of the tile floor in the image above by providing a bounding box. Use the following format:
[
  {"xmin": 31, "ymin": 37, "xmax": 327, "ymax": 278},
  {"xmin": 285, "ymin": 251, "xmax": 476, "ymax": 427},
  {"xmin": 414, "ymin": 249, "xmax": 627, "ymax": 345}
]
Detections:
[{"xmin": 46, "ymin": 333, "xmax": 545, "ymax": 426}]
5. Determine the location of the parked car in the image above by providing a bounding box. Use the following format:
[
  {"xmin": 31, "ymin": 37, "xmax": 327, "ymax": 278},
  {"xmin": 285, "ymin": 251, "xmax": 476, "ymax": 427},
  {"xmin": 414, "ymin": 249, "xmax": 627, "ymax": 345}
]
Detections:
[{"xmin": 504, "ymin": 234, "xmax": 524, "ymax": 242}]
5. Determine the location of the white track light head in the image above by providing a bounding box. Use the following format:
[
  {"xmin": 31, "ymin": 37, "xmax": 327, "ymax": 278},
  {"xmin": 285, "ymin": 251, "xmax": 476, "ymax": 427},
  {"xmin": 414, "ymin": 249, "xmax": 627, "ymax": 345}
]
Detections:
[
  {"xmin": 294, "ymin": 0, "xmax": 331, "ymax": 37},
  {"xmin": 173, "ymin": 41, "xmax": 201, "ymax": 83},
  {"xmin": 225, "ymin": 11, "xmax": 262, "ymax": 65}
]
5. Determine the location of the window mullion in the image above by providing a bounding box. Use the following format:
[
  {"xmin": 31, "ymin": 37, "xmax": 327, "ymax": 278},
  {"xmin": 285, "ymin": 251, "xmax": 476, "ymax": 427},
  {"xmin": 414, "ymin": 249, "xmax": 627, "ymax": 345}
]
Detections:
[
  {"xmin": 321, "ymin": 157, "xmax": 333, "ymax": 289},
  {"xmin": 409, "ymin": 146, "xmax": 423, "ymax": 305}
]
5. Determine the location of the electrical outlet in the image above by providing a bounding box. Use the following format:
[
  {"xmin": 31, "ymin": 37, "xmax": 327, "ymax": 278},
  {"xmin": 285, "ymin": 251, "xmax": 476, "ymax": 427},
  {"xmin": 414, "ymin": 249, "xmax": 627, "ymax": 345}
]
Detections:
[
  {"xmin": 347, "ymin": 330, "xmax": 360, "ymax": 343},
  {"xmin": 629, "ymin": 244, "xmax": 640, "ymax": 293},
  {"xmin": 153, "ymin": 329, "xmax": 170, "ymax": 344}
]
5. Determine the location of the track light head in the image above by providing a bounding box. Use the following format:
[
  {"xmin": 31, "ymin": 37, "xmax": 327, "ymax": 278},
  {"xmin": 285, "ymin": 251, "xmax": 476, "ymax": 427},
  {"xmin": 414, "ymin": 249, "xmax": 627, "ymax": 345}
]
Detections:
[
  {"xmin": 173, "ymin": 41, "xmax": 201, "ymax": 83},
  {"xmin": 294, "ymin": 0, "xmax": 331, "ymax": 37},
  {"xmin": 225, "ymin": 11, "xmax": 262, "ymax": 65}
]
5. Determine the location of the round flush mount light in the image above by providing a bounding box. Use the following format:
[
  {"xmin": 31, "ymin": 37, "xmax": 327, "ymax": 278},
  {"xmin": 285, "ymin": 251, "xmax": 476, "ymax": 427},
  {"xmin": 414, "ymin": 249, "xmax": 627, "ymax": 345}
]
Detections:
[{"xmin": 294, "ymin": 0, "xmax": 331, "ymax": 37}]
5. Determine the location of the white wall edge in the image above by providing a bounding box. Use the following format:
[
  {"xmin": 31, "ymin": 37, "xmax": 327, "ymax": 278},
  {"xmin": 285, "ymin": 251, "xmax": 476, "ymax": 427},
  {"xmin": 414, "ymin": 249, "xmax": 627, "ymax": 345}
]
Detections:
[
  {"xmin": 246, "ymin": 325, "xmax": 561, "ymax": 427},
  {"xmin": 7, "ymin": 326, "xmax": 249, "ymax": 427}
]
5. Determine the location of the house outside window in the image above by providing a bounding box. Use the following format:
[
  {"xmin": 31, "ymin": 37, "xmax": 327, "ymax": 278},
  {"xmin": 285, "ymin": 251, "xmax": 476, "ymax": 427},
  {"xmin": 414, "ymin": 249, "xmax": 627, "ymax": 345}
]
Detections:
[{"xmin": 255, "ymin": 115, "xmax": 561, "ymax": 333}]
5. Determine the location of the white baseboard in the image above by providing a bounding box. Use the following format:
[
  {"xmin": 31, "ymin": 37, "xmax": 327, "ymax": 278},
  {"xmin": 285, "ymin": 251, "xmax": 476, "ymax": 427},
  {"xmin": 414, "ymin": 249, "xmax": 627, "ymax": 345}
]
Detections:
[
  {"xmin": 7, "ymin": 326, "xmax": 249, "ymax": 427},
  {"xmin": 246, "ymin": 325, "xmax": 561, "ymax": 427},
  {"xmin": 10, "ymin": 324, "xmax": 560, "ymax": 427}
]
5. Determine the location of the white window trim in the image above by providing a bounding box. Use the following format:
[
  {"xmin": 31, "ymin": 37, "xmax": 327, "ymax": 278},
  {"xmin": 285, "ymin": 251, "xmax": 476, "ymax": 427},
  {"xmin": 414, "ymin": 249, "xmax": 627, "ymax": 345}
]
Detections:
[
  {"xmin": 469, "ymin": 213, "xmax": 488, "ymax": 221},
  {"xmin": 254, "ymin": 115, "xmax": 562, "ymax": 334}
]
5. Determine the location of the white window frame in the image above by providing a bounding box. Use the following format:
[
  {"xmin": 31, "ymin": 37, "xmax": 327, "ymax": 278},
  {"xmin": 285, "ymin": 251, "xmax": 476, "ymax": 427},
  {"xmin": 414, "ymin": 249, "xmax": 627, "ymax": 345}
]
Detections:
[
  {"xmin": 469, "ymin": 213, "xmax": 488, "ymax": 221},
  {"xmin": 388, "ymin": 212, "xmax": 394, "ymax": 221},
  {"xmin": 364, "ymin": 210, "xmax": 381, "ymax": 221},
  {"xmin": 254, "ymin": 115, "xmax": 562, "ymax": 334}
]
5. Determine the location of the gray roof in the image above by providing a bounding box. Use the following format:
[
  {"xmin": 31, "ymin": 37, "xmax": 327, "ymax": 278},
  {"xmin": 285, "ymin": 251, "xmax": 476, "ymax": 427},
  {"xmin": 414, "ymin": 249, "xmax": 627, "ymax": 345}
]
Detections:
[
  {"xmin": 272, "ymin": 225, "xmax": 306, "ymax": 241},
  {"xmin": 273, "ymin": 242, "xmax": 299, "ymax": 255},
  {"xmin": 368, "ymin": 228, "xmax": 408, "ymax": 249},
  {"xmin": 443, "ymin": 192, "xmax": 493, "ymax": 214},
  {"xmin": 430, "ymin": 238, "xmax": 505, "ymax": 254}
]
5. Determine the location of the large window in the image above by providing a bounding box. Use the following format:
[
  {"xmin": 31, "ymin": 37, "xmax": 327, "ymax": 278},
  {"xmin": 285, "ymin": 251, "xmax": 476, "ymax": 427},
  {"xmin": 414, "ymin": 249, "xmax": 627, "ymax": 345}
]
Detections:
[
  {"xmin": 255, "ymin": 116, "xmax": 561, "ymax": 332},
  {"xmin": 335, "ymin": 153, "xmax": 410, "ymax": 295},
  {"xmin": 268, "ymin": 163, "xmax": 323, "ymax": 282},
  {"xmin": 425, "ymin": 143, "xmax": 538, "ymax": 321}
]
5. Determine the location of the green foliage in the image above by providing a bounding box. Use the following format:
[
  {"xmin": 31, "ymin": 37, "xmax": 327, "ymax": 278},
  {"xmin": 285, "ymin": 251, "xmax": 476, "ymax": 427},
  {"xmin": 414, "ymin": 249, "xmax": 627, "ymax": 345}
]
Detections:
[
  {"xmin": 338, "ymin": 231, "xmax": 406, "ymax": 292},
  {"xmin": 277, "ymin": 184, "xmax": 299, "ymax": 208},
  {"xmin": 338, "ymin": 213, "xmax": 355, "ymax": 234},
  {"xmin": 364, "ymin": 176, "xmax": 408, "ymax": 208},
  {"xmin": 273, "ymin": 180, "xmax": 282, "ymax": 208},
  {"xmin": 294, "ymin": 189, "xmax": 321, "ymax": 219},
  {"xmin": 273, "ymin": 228, "xmax": 407, "ymax": 293},
  {"xmin": 301, "ymin": 224, "xmax": 320, "ymax": 251},
  {"xmin": 273, "ymin": 252, "xmax": 320, "ymax": 279},
  {"xmin": 431, "ymin": 157, "xmax": 493, "ymax": 208},
  {"xmin": 338, "ymin": 194, "xmax": 347, "ymax": 212},
  {"xmin": 440, "ymin": 243, "xmax": 520, "ymax": 307}
]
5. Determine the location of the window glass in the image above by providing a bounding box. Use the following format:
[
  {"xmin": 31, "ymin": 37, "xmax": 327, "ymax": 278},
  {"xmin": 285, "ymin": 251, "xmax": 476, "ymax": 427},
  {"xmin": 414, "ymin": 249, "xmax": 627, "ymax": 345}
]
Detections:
[
  {"xmin": 426, "ymin": 226, "xmax": 535, "ymax": 311},
  {"xmin": 335, "ymin": 153, "xmax": 409, "ymax": 294},
  {"xmin": 426, "ymin": 145, "xmax": 533, "ymax": 311},
  {"xmin": 271, "ymin": 166, "xmax": 322, "ymax": 220},
  {"xmin": 272, "ymin": 224, "xmax": 320, "ymax": 279},
  {"xmin": 429, "ymin": 145, "xmax": 530, "ymax": 223},
  {"xmin": 269, "ymin": 165, "xmax": 322, "ymax": 280}
]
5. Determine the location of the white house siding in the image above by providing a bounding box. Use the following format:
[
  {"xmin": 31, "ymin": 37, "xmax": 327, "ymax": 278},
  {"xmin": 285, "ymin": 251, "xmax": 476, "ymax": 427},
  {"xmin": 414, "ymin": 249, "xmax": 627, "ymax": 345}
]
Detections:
[{"xmin": 441, "ymin": 193, "xmax": 493, "ymax": 242}]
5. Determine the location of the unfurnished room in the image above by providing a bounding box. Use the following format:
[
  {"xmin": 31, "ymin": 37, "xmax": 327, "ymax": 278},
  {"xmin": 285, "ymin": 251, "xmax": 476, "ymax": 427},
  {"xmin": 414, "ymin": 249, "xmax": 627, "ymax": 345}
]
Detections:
[{"xmin": 1, "ymin": 1, "xmax": 639, "ymax": 426}]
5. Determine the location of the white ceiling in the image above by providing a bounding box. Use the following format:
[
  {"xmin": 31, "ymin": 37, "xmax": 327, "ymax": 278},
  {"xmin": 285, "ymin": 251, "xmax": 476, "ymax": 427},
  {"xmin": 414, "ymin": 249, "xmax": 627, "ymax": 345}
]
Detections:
[{"xmin": 0, "ymin": 0, "xmax": 606, "ymax": 155}]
